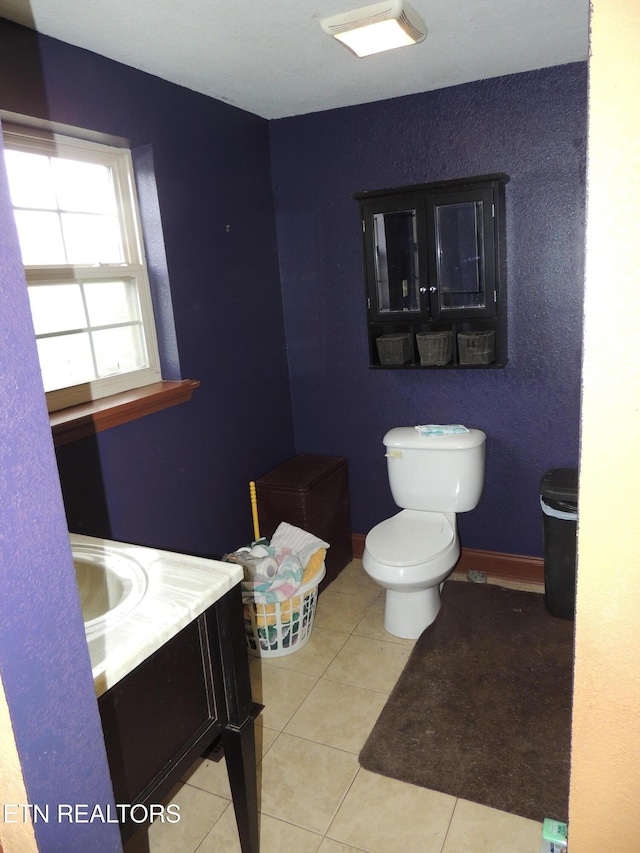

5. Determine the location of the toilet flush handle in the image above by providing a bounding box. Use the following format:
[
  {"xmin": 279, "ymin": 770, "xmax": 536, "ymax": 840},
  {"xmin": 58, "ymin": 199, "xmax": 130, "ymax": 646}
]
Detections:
[{"xmin": 385, "ymin": 450, "xmax": 403, "ymax": 458}]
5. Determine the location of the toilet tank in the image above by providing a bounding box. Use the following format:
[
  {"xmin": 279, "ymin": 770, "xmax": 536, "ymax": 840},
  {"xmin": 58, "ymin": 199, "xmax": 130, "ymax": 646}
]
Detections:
[{"xmin": 383, "ymin": 427, "xmax": 487, "ymax": 512}]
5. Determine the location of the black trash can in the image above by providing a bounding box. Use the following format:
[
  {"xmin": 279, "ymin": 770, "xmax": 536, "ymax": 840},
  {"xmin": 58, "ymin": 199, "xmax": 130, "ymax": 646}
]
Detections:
[{"xmin": 540, "ymin": 468, "xmax": 578, "ymax": 620}]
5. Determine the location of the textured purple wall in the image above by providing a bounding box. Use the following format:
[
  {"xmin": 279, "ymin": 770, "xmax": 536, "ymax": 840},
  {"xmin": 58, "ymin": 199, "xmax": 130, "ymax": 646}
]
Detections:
[
  {"xmin": 0, "ymin": 18, "xmax": 295, "ymax": 557},
  {"xmin": 0, "ymin": 131, "xmax": 121, "ymax": 851},
  {"xmin": 270, "ymin": 64, "xmax": 587, "ymax": 557}
]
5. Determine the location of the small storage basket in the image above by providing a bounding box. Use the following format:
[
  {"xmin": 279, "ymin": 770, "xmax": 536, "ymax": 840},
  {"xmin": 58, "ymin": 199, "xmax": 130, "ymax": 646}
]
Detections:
[
  {"xmin": 243, "ymin": 564, "xmax": 326, "ymax": 657},
  {"xmin": 416, "ymin": 331, "xmax": 453, "ymax": 366},
  {"xmin": 376, "ymin": 333, "xmax": 412, "ymax": 365},
  {"xmin": 457, "ymin": 331, "xmax": 495, "ymax": 365}
]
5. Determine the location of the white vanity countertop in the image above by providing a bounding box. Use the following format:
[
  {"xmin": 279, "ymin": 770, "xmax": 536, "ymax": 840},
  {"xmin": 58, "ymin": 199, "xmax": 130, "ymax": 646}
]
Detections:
[{"xmin": 70, "ymin": 533, "xmax": 243, "ymax": 697}]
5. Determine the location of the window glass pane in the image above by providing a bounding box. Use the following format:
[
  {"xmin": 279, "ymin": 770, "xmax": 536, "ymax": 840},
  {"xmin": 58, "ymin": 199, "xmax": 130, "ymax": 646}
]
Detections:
[
  {"xmin": 28, "ymin": 284, "xmax": 87, "ymax": 335},
  {"xmin": 4, "ymin": 149, "xmax": 58, "ymax": 209},
  {"xmin": 93, "ymin": 325, "xmax": 148, "ymax": 378},
  {"xmin": 61, "ymin": 212, "xmax": 123, "ymax": 264},
  {"xmin": 36, "ymin": 333, "xmax": 95, "ymax": 392},
  {"xmin": 13, "ymin": 210, "xmax": 66, "ymax": 265},
  {"xmin": 84, "ymin": 279, "xmax": 142, "ymax": 327},
  {"xmin": 52, "ymin": 158, "xmax": 118, "ymax": 214},
  {"xmin": 3, "ymin": 126, "xmax": 161, "ymax": 408}
]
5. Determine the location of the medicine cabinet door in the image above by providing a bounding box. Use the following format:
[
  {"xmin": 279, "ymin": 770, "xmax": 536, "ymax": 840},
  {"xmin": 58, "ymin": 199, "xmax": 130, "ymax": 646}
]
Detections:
[
  {"xmin": 362, "ymin": 194, "xmax": 424, "ymax": 323},
  {"xmin": 425, "ymin": 187, "xmax": 497, "ymax": 320}
]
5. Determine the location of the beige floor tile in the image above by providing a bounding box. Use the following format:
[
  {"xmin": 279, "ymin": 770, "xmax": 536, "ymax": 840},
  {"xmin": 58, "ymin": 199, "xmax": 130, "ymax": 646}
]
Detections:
[
  {"xmin": 284, "ymin": 678, "xmax": 387, "ymax": 754},
  {"xmin": 254, "ymin": 723, "xmax": 281, "ymax": 758},
  {"xmin": 326, "ymin": 560, "xmax": 380, "ymax": 602},
  {"xmin": 250, "ymin": 659, "xmax": 317, "ymax": 730},
  {"xmin": 353, "ymin": 597, "xmax": 416, "ymax": 648},
  {"xmin": 442, "ymin": 798, "xmax": 543, "ymax": 853},
  {"xmin": 314, "ymin": 590, "xmax": 372, "ymax": 634},
  {"xmin": 328, "ymin": 768, "xmax": 455, "ymax": 853},
  {"xmin": 258, "ymin": 733, "xmax": 359, "ymax": 835},
  {"xmin": 261, "ymin": 626, "xmax": 350, "ymax": 677},
  {"xmin": 323, "ymin": 633, "xmax": 411, "ymax": 694},
  {"xmin": 124, "ymin": 782, "xmax": 228, "ymax": 853},
  {"xmin": 253, "ymin": 721, "xmax": 281, "ymax": 757},
  {"xmin": 317, "ymin": 839, "xmax": 368, "ymax": 852},
  {"xmin": 182, "ymin": 755, "xmax": 234, "ymax": 800},
  {"xmin": 197, "ymin": 803, "xmax": 324, "ymax": 853},
  {"xmin": 182, "ymin": 725, "xmax": 279, "ymax": 798}
]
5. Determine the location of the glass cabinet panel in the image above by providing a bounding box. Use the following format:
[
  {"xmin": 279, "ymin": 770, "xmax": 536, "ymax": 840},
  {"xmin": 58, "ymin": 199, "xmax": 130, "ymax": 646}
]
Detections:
[
  {"xmin": 435, "ymin": 199, "xmax": 485, "ymax": 311},
  {"xmin": 372, "ymin": 208, "xmax": 419, "ymax": 314}
]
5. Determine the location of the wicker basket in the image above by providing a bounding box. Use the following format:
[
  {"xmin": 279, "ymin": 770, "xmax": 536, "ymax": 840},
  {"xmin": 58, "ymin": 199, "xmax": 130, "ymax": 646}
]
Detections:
[
  {"xmin": 457, "ymin": 331, "xmax": 495, "ymax": 365},
  {"xmin": 376, "ymin": 333, "xmax": 412, "ymax": 365},
  {"xmin": 243, "ymin": 564, "xmax": 326, "ymax": 658},
  {"xmin": 416, "ymin": 331, "xmax": 453, "ymax": 366}
]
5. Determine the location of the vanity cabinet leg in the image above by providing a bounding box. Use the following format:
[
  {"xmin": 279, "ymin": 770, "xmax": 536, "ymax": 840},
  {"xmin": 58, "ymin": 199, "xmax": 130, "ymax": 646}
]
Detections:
[{"xmin": 222, "ymin": 714, "xmax": 259, "ymax": 853}]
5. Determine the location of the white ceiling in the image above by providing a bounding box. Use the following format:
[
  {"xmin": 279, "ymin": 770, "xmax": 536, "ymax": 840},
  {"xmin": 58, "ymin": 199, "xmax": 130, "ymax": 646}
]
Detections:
[{"xmin": 0, "ymin": 0, "xmax": 589, "ymax": 120}]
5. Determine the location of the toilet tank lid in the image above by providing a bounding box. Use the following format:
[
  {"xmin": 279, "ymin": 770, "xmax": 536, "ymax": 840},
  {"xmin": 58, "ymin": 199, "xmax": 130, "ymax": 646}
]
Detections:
[{"xmin": 383, "ymin": 427, "xmax": 487, "ymax": 450}]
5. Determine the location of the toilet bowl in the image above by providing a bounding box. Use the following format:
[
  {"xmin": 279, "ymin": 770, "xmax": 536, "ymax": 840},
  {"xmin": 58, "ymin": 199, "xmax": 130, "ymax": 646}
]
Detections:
[
  {"xmin": 362, "ymin": 426, "xmax": 486, "ymax": 640},
  {"xmin": 363, "ymin": 510, "xmax": 460, "ymax": 639}
]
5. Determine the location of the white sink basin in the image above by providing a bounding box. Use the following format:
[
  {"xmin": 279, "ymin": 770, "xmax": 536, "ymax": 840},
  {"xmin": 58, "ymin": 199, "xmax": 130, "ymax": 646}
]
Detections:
[
  {"xmin": 73, "ymin": 543, "xmax": 148, "ymax": 636},
  {"xmin": 69, "ymin": 532, "xmax": 242, "ymax": 696}
]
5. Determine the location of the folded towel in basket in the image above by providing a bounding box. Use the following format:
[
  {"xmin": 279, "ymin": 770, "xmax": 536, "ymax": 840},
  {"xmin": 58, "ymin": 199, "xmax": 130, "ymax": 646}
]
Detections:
[
  {"xmin": 303, "ymin": 548, "xmax": 326, "ymax": 584},
  {"xmin": 271, "ymin": 521, "xmax": 330, "ymax": 568}
]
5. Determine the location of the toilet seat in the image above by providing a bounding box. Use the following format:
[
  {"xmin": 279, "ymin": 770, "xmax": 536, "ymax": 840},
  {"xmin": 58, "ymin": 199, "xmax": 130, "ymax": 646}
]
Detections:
[{"xmin": 365, "ymin": 509, "xmax": 455, "ymax": 566}]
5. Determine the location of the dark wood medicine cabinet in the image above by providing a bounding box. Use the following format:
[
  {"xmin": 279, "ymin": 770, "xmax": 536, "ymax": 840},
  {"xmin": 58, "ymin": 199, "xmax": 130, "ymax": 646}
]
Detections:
[{"xmin": 354, "ymin": 173, "xmax": 509, "ymax": 369}]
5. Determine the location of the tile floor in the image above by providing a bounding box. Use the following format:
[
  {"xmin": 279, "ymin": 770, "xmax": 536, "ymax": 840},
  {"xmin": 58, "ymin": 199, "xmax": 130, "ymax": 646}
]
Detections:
[{"xmin": 125, "ymin": 561, "xmax": 545, "ymax": 853}]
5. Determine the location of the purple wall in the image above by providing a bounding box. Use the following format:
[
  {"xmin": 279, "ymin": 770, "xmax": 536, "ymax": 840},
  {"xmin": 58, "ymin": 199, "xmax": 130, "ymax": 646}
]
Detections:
[
  {"xmin": 0, "ymin": 132, "xmax": 121, "ymax": 851},
  {"xmin": 270, "ymin": 64, "xmax": 587, "ymax": 557},
  {"xmin": 0, "ymin": 19, "xmax": 295, "ymax": 558}
]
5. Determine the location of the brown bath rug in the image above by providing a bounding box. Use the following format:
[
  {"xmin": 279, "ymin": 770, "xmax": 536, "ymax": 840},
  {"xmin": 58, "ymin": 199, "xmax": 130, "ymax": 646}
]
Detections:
[{"xmin": 358, "ymin": 581, "xmax": 573, "ymax": 823}]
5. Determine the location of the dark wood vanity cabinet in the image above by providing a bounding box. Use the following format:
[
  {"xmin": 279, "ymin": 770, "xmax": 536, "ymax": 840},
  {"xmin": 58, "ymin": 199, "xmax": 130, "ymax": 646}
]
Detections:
[
  {"xmin": 355, "ymin": 174, "xmax": 509, "ymax": 369},
  {"xmin": 98, "ymin": 584, "xmax": 259, "ymax": 852}
]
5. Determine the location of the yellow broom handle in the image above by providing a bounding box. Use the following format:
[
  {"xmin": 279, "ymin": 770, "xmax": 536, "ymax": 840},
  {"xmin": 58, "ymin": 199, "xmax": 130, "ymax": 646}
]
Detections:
[{"xmin": 249, "ymin": 481, "xmax": 260, "ymax": 541}]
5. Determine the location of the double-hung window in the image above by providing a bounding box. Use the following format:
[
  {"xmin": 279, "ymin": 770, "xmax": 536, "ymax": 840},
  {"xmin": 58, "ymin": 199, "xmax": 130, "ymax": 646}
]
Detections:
[{"xmin": 3, "ymin": 124, "xmax": 161, "ymax": 413}]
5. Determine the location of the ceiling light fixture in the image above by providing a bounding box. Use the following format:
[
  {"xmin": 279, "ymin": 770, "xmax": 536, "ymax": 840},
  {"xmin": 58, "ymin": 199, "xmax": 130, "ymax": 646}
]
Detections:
[{"xmin": 320, "ymin": 1, "xmax": 427, "ymax": 58}]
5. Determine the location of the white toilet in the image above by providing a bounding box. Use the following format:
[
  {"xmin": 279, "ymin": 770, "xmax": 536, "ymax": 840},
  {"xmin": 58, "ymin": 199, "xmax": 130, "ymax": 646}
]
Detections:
[{"xmin": 363, "ymin": 426, "xmax": 487, "ymax": 639}]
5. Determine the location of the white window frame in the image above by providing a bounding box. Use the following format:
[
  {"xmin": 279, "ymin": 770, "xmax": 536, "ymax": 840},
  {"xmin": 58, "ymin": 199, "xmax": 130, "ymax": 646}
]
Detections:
[{"xmin": 2, "ymin": 122, "xmax": 162, "ymax": 413}]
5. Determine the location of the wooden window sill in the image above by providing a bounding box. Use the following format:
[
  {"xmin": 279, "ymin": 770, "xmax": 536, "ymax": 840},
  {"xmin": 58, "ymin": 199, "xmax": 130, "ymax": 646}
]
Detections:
[{"xmin": 49, "ymin": 380, "xmax": 200, "ymax": 447}]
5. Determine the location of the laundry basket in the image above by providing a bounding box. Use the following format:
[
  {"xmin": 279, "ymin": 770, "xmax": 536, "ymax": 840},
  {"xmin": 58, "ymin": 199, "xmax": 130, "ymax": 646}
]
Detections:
[{"xmin": 243, "ymin": 563, "xmax": 326, "ymax": 658}]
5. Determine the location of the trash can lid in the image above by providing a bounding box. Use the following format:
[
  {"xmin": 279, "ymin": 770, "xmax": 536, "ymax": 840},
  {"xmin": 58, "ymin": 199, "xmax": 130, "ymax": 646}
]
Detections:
[{"xmin": 540, "ymin": 468, "xmax": 578, "ymax": 504}]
